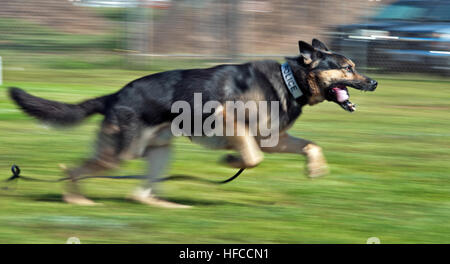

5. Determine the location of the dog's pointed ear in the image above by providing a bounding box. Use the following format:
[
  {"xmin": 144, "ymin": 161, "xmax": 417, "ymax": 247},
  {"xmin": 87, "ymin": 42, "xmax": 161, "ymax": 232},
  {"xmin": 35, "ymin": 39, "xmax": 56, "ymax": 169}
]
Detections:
[
  {"xmin": 312, "ymin": 39, "xmax": 329, "ymax": 51},
  {"xmin": 298, "ymin": 41, "xmax": 316, "ymax": 64}
]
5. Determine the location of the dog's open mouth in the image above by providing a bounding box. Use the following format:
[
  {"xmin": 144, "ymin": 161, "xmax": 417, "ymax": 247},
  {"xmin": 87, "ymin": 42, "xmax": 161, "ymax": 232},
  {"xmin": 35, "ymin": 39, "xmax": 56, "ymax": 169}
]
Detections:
[{"xmin": 327, "ymin": 85, "xmax": 356, "ymax": 112}]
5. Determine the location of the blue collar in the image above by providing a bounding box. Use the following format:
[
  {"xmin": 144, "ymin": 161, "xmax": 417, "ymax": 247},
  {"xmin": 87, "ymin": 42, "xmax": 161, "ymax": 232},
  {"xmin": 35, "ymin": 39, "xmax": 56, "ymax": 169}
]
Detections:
[{"xmin": 281, "ymin": 62, "xmax": 303, "ymax": 99}]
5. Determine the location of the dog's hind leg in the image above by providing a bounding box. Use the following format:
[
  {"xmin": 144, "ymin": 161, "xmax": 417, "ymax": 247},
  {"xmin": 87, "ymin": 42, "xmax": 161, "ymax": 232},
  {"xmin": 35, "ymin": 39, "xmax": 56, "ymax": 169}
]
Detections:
[
  {"xmin": 261, "ymin": 133, "xmax": 328, "ymax": 178},
  {"xmin": 102, "ymin": 105, "xmax": 141, "ymax": 159},
  {"xmin": 128, "ymin": 144, "xmax": 190, "ymax": 209},
  {"xmin": 63, "ymin": 160, "xmax": 117, "ymax": 206},
  {"xmin": 142, "ymin": 145, "xmax": 171, "ymax": 194},
  {"xmin": 63, "ymin": 121, "xmax": 122, "ymax": 205}
]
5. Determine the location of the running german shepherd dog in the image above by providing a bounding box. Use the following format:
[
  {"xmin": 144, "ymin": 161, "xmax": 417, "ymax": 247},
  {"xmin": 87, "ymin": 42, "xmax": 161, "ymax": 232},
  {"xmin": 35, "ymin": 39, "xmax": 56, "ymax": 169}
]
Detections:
[{"xmin": 8, "ymin": 39, "xmax": 377, "ymax": 207}]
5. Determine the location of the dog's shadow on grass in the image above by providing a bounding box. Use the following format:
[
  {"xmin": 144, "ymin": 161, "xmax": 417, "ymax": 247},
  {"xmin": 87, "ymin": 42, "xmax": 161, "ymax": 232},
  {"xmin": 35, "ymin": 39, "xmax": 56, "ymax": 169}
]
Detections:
[
  {"xmin": 24, "ymin": 193, "xmax": 254, "ymax": 207},
  {"xmin": 25, "ymin": 193, "xmax": 64, "ymax": 203}
]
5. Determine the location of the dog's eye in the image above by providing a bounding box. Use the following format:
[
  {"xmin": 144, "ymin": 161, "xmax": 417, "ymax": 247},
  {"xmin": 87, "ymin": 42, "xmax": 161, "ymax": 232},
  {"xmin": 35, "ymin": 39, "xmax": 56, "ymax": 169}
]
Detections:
[{"xmin": 344, "ymin": 66, "xmax": 353, "ymax": 73}]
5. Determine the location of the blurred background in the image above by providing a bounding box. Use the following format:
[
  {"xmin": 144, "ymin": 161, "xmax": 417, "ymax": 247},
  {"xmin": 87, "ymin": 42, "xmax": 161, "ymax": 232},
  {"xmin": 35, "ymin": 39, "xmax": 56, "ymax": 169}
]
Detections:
[
  {"xmin": 0, "ymin": 0, "xmax": 448, "ymax": 72},
  {"xmin": 0, "ymin": 0, "xmax": 449, "ymax": 244}
]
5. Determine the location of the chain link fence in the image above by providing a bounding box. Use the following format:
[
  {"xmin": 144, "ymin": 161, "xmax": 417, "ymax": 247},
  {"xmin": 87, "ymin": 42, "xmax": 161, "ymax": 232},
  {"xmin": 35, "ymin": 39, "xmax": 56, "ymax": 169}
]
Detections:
[{"xmin": 0, "ymin": 0, "xmax": 448, "ymax": 74}]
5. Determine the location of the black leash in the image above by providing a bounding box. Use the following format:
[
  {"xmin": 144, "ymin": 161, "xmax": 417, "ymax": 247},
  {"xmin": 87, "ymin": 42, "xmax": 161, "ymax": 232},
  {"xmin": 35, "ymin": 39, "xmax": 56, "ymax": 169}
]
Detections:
[{"xmin": 2, "ymin": 164, "xmax": 244, "ymax": 189}]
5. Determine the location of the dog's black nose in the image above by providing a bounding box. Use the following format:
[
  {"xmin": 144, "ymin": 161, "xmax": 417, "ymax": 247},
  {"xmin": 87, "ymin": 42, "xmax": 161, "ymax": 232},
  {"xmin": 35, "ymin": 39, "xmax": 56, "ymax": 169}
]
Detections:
[{"xmin": 370, "ymin": 79, "xmax": 378, "ymax": 90}]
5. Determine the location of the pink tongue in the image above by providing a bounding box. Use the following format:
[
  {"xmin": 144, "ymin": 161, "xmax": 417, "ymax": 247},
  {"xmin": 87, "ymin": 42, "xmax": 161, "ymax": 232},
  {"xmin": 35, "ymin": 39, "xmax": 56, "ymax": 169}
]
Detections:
[{"xmin": 333, "ymin": 88, "xmax": 349, "ymax": 103}]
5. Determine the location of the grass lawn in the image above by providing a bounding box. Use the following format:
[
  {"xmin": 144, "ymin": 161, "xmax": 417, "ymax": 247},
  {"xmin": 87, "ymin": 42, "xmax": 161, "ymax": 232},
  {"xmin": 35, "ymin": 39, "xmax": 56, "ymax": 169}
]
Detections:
[{"xmin": 0, "ymin": 67, "xmax": 449, "ymax": 243}]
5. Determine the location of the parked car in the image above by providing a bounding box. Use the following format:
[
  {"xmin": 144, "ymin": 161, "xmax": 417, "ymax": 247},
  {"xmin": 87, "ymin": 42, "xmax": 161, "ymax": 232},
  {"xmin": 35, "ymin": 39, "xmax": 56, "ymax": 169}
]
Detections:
[{"xmin": 328, "ymin": 0, "xmax": 450, "ymax": 74}]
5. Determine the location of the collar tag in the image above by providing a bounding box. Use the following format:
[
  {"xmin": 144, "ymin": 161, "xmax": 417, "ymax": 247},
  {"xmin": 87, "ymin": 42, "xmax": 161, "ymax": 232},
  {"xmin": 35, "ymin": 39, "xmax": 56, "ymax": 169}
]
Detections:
[{"xmin": 281, "ymin": 62, "xmax": 303, "ymax": 99}]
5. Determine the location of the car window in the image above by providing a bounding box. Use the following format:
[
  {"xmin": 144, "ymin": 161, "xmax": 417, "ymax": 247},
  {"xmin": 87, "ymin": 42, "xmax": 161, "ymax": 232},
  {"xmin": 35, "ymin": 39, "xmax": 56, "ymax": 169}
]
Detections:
[
  {"xmin": 373, "ymin": 2, "xmax": 427, "ymax": 20},
  {"xmin": 427, "ymin": 4, "xmax": 450, "ymax": 22}
]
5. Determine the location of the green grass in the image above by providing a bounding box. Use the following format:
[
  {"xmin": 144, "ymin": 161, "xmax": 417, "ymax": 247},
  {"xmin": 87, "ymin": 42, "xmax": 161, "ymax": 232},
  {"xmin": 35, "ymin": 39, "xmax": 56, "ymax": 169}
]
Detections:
[{"xmin": 0, "ymin": 67, "xmax": 449, "ymax": 244}]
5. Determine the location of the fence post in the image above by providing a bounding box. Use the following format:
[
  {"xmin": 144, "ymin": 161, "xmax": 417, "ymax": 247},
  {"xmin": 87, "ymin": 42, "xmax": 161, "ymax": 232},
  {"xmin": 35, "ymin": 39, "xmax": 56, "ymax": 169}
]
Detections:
[
  {"xmin": 0, "ymin": 56, "xmax": 3, "ymax": 86},
  {"xmin": 227, "ymin": 0, "xmax": 240, "ymax": 60}
]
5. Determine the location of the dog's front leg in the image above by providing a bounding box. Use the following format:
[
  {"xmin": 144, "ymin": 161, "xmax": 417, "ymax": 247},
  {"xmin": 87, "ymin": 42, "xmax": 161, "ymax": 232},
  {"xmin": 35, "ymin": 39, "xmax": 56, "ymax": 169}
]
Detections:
[
  {"xmin": 223, "ymin": 133, "xmax": 264, "ymax": 169},
  {"xmin": 261, "ymin": 133, "xmax": 328, "ymax": 178}
]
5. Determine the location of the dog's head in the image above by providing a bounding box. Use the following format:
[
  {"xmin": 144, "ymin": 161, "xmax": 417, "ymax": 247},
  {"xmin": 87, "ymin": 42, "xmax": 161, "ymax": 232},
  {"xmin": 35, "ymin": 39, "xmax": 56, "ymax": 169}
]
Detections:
[{"xmin": 298, "ymin": 39, "xmax": 377, "ymax": 112}]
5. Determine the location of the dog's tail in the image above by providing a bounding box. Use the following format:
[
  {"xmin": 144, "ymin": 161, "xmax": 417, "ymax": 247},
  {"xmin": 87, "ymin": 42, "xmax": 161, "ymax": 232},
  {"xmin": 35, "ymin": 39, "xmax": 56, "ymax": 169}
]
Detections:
[{"xmin": 8, "ymin": 87, "xmax": 113, "ymax": 126}]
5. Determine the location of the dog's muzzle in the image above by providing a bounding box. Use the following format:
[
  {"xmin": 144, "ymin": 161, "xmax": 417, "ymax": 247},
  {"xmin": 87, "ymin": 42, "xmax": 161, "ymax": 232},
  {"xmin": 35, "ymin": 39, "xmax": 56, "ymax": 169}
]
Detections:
[{"xmin": 327, "ymin": 85, "xmax": 356, "ymax": 112}]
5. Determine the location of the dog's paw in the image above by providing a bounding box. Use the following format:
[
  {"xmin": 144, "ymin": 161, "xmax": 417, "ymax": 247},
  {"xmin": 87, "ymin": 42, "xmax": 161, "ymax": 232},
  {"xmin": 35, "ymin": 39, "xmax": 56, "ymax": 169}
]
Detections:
[
  {"xmin": 127, "ymin": 194, "xmax": 191, "ymax": 209},
  {"xmin": 306, "ymin": 161, "xmax": 329, "ymax": 178},
  {"xmin": 304, "ymin": 144, "xmax": 329, "ymax": 178},
  {"xmin": 62, "ymin": 193, "xmax": 101, "ymax": 206},
  {"xmin": 220, "ymin": 154, "xmax": 262, "ymax": 169},
  {"xmin": 58, "ymin": 163, "xmax": 67, "ymax": 171},
  {"xmin": 220, "ymin": 154, "xmax": 244, "ymax": 168}
]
